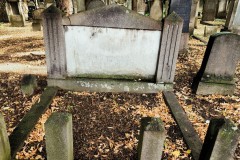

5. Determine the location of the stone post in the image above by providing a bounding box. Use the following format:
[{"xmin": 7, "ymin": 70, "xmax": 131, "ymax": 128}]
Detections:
[
  {"xmin": 137, "ymin": 117, "xmax": 166, "ymax": 160},
  {"xmin": 45, "ymin": 112, "xmax": 73, "ymax": 160},
  {"xmin": 0, "ymin": 113, "xmax": 11, "ymax": 160},
  {"xmin": 20, "ymin": 74, "xmax": 37, "ymax": 96},
  {"xmin": 156, "ymin": 12, "xmax": 183, "ymax": 83},
  {"xmin": 199, "ymin": 119, "xmax": 240, "ymax": 160},
  {"xmin": 42, "ymin": 5, "xmax": 67, "ymax": 79}
]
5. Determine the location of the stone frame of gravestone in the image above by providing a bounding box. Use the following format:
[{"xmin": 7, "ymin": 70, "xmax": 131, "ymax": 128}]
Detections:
[
  {"xmin": 43, "ymin": 5, "xmax": 183, "ymax": 93},
  {"xmin": 192, "ymin": 32, "xmax": 240, "ymax": 95}
]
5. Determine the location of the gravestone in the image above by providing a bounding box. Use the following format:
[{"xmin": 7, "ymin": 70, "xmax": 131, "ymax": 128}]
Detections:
[
  {"xmin": 156, "ymin": 12, "xmax": 183, "ymax": 83},
  {"xmin": 192, "ymin": 32, "xmax": 240, "ymax": 95},
  {"xmin": 0, "ymin": 113, "xmax": 11, "ymax": 160},
  {"xmin": 189, "ymin": 0, "xmax": 199, "ymax": 35},
  {"xmin": 169, "ymin": 0, "xmax": 192, "ymax": 51},
  {"xmin": 45, "ymin": 112, "xmax": 73, "ymax": 160},
  {"xmin": 137, "ymin": 117, "xmax": 166, "ymax": 160},
  {"xmin": 32, "ymin": 8, "xmax": 44, "ymax": 31},
  {"xmin": 199, "ymin": 119, "xmax": 240, "ymax": 160},
  {"xmin": 137, "ymin": 0, "xmax": 147, "ymax": 14},
  {"xmin": 225, "ymin": 0, "xmax": 240, "ymax": 34},
  {"xmin": 216, "ymin": 0, "xmax": 227, "ymax": 18},
  {"xmin": 5, "ymin": 0, "xmax": 25, "ymax": 27},
  {"xmin": 43, "ymin": 5, "xmax": 183, "ymax": 93},
  {"xmin": 202, "ymin": 0, "xmax": 218, "ymax": 21}
]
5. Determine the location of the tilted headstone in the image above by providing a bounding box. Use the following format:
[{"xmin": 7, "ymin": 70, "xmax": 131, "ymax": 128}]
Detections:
[
  {"xmin": 225, "ymin": 0, "xmax": 240, "ymax": 34},
  {"xmin": 0, "ymin": 113, "xmax": 11, "ymax": 160},
  {"xmin": 45, "ymin": 112, "xmax": 73, "ymax": 160},
  {"xmin": 192, "ymin": 32, "xmax": 240, "ymax": 95},
  {"xmin": 137, "ymin": 117, "xmax": 166, "ymax": 160},
  {"xmin": 199, "ymin": 119, "xmax": 240, "ymax": 160},
  {"xmin": 202, "ymin": 0, "xmax": 218, "ymax": 21},
  {"xmin": 156, "ymin": 12, "xmax": 183, "ymax": 83}
]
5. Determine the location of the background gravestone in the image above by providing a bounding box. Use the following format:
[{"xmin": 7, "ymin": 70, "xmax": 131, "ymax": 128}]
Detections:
[
  {"xmin": 169, "ymin": 0, "xmax": 192, "ymax": 51},
  {"xmin": 192, "ymin": 32, "xmax": 240, "ymax": 95},
  {"xmin": 225, "ymin": 0, "xmax": 240, "ymax": 34},
  {"xmin": 202, "ymin": 0, "xmax": 218, "ymax": 21}
]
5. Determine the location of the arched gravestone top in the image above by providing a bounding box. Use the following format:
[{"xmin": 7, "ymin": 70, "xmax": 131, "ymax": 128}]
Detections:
[
  {"xmin": 62, "ymin": 4, "xmax": 162, "ymax": 30},
  {"xmin": 201, "ymin": 32, "xmax": 240, "ymax": 82}
]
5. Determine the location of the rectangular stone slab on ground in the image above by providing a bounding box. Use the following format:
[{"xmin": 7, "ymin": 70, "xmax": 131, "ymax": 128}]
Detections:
[{"xmin": 163, "ymin": 91, "xmax": 202, "ymax": 160}]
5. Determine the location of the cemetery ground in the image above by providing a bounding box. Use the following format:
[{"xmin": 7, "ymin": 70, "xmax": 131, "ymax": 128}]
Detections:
[{"xmin": 0, "ymin": 22, "xmax": 239, "ymax": 160}]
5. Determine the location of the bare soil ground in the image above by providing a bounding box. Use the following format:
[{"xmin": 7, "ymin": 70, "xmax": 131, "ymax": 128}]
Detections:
[{"xmin": 0, "ymin": 22, "xmax": 239, "ymax": 160}]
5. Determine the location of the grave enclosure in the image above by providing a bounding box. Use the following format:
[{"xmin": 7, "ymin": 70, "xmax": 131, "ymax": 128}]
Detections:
[{"xmin": 43, "ymin": 5, "xmax": 183, "ymax": 93}]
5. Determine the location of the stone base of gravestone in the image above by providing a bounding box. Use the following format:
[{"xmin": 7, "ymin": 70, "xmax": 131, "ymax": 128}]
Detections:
[
  {"xmin": 20, "ymin": 74, "xmax": 37, "ymax": 96},
  {"xmin": 32, "ymin": 20, "xmax": 42, "ymax": 31},
  {"xmin": 45, "ymin": 112, "xmax": 73, "ymax": 160},
  {"xmin": 10, "ymin": 15, "xmax": 25, "ymax": 27},
  {"xmin": 137, "ymin": 117, "xmax": 166, "ymax": 160},
  {"xmin": 196, "ymin": 82, "xmax": 235, "ymax": 95},
  {"xmin": 0, "ymin": 113, "xmax": 11, "ymax": 160}
]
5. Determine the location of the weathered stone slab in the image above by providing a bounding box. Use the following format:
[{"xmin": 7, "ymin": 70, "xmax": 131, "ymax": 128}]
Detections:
[
  {"xmin": 9, "ymin": 87, "xmax": 58, "ymax": 158},
  {"xmin": 163, "ymin": 91, "xmax": 202, "ymax": 160},
  {"xmin": 47, "ymin": 78, "xmax": 173, "ymax": 93},
  {"xmin": 169, "ymin": 0, "xmax": 192, "ymax": 33},
  {"xmin": 199, "ymin": 119, "xmax": 240, "ymax": 160},
  {"xmin": 149, "ymin": 0, "xmax": 163, "ymax": 21},
  {"xmin": 45, "ymin": 112, "xmax": 73, "ymax": 160},
  {"xmin": 192, "ymin": 32, "xmax": 240, "ymax": 95},
  {"xmin": 156, "ymin": 12, "xmax": 183, "ymax": 83},
  {"xmin": 136, "ymin": 0, "xmax": 147, "ymax": 14},
  {"xmin": 20, "ymin": 74, "xmax": 37, "ymax": 96},
  {"xmin": 137, "ymin": 117, "xmax": 166, "ymax": 160},
  {"xmin": 64, "ymin": 26, "xmax": 161, "ymax": 80},
  {"xmin": 62, "ymin": 4, "xmax": 162, "ymax": 30},
  {"xmin": 202, "ymin": 0, "xmax": 218, "ymax": 21},
  {"xmin": 42, "ymin": 6, "xmax": 67, "ymax": 79},
  {"xmin": 0, "ymin": 113, "xmax": 11, "ymax": 160}
]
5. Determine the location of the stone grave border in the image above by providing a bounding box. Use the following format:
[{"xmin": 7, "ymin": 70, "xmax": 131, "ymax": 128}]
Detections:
[{"xmin": 1, "ymin": 88, "xmax": 239, "ymax": 159}]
